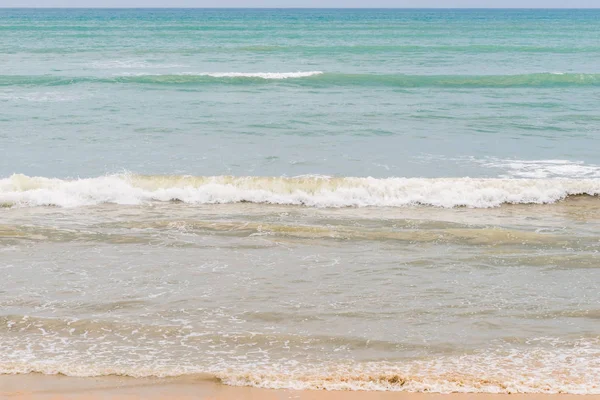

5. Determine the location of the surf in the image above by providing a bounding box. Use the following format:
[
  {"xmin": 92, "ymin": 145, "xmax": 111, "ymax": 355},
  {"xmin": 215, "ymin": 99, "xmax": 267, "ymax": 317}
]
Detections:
[{"xmin": 1, "ymin": 173, "xmax": 599, "ymax": 208}]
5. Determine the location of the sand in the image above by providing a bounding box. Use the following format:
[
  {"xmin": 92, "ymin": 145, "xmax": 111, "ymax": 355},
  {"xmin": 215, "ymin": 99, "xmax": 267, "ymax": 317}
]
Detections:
[{"xmin": 1, "ymin": 374, "xmax": 600, "ymax": 400}]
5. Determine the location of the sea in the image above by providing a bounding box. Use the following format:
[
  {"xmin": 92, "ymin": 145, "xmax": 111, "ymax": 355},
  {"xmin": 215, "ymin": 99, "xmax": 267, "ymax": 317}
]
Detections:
[{"xmin": 1, "ymin": 8, "xmax": 600, "ymax": 394}]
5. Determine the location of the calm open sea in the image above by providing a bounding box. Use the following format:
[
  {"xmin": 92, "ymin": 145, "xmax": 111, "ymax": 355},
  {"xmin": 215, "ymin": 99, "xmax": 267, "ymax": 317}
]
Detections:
[{"xmin": 1, "ymin": 8, "xmax": 599, "ymax": 393}]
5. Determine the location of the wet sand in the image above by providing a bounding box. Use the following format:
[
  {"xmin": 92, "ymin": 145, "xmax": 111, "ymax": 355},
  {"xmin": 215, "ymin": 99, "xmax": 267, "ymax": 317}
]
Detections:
[{"xmin": 1, "ymin": 374, "xmax": 600, "ymax": 400}]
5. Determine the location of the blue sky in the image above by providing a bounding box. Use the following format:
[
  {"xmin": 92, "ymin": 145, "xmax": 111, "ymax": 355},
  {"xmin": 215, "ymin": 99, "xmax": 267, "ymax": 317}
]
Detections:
[{"xmin": 0, "ymin": 0, "xmax": 598, "ymax": 7}]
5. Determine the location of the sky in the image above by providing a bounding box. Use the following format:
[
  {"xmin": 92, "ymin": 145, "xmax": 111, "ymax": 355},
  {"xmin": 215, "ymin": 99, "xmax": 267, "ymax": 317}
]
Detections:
[{"xmin": 0, "ymin": 0, "xmax": 598, "ymax": 7}]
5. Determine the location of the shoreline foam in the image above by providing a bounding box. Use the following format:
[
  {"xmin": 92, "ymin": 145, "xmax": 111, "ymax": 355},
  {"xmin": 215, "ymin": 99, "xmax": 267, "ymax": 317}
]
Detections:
[{"xmin": 2, "ymin": 374, "xmax": 600, "ymax": 400}]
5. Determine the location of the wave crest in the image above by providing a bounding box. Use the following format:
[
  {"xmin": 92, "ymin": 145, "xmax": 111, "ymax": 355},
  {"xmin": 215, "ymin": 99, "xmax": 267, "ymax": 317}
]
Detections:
[
  {"xmin": 2, "ymin": 72, "xmax": 599, "ymax": 88},
  {"xmin": 1, "ymin": 174, "xmax": 599, "ymax": 208},
  {"xmin": 117, "ymin": 71, "xmax": 324, "ymax": 79}
]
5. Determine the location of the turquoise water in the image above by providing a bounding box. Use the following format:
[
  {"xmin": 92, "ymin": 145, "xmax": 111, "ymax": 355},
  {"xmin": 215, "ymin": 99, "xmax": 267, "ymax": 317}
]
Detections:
[
  {"xmin": 1, "ymin": 9, "xmax": 599, "ymax": 179},
  {"xmin": 1, "ymin": 9, "xmax": 600, "ymax": 394}
]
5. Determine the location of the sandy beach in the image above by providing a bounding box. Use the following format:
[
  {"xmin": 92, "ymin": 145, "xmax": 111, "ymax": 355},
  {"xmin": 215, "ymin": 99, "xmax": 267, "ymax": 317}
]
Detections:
[{"xmin": 1, "ymin": 374, "xmax": 599, "ymax": 400}]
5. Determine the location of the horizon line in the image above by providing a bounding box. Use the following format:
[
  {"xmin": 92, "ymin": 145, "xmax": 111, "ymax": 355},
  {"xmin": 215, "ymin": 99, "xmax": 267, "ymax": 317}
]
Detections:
[{"xmin": 2, "ymin": 7, "xmax": 600, "ymax": 9}]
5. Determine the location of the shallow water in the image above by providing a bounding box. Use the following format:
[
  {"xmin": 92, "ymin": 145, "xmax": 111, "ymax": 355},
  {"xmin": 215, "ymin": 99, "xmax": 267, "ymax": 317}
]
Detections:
[
  {"xmin": 1, "ymin": 8, "xmax": 600, "ymax": 394},
  {"xmin": 2, "ymin": 199, "xmax": 599, "ymax": 392}
]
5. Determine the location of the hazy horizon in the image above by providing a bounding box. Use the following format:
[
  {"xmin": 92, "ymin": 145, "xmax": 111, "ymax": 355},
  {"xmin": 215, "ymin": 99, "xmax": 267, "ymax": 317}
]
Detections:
[
  {"xmin": 1, "ymin": 0, "xmax": 599, "ymax": 9},
  {"xmin": 3, "ymin": 6, "xmax": 600, "ymax": 8}
]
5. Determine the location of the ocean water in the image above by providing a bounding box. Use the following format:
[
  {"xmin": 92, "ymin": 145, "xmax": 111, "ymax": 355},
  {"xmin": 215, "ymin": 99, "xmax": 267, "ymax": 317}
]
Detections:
[{"xmin": 1, "ymin": 8, "xmax": 600, "ymax": 394}]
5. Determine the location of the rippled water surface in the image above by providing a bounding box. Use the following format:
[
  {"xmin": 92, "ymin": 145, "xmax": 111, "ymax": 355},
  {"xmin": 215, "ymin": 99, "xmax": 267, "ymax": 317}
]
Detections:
[{"xmin": 1, "ymin": 8, "xmax": 600, "ymax": 393}]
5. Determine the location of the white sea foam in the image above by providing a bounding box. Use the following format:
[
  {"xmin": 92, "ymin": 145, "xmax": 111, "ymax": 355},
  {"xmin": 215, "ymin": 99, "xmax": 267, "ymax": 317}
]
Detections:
[
  {"xmin": 417, "ymin": 155, "xmax": 600, "ymax": 180},
  {"xmin": 2, "ymin": 338, "xmax": 599, "ymax": 393},
  {"xmin": 220, "ymin": 339, "xmax": 600, "ymax": 393},
  {"xmin": 116, "ymin": 71, "xmax": 324, "ymax": 79},
  {"xmin": 478, "ymin": 158, "xmax": 600, "ymax": 179},
  {"xmin": 193, "ymin": 71, "xmax": 324, "ymax": 79},
  {"xmin": 222, "ymin": 354, "xmax": 600, "ymax": 393},
  {"xmin": 1, "ymin": 174, "xmax": 599, "ymax": 208}
]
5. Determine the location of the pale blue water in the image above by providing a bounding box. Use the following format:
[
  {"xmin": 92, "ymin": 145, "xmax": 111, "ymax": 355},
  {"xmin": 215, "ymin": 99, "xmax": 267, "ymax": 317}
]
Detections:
[
  {"xmin": 1, "ymin": 9, "xmax": 600, "ymax": 394},
  {"xmin": 1, "ymin": 8, "xmax": 599, "ymax": 179}
]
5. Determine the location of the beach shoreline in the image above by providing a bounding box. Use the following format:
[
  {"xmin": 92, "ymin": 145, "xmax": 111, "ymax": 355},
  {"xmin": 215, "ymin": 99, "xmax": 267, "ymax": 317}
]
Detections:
[
  {"xmin": 2, "ymin": 8, "xmax": 600, "ymax": 400},
  {"xmin": 2, "ymin": 374, "xmax": 600, "ymax": 400}
]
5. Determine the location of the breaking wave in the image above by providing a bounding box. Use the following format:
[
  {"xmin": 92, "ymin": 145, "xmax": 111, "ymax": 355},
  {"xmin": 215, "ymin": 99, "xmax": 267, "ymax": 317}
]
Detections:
[{"xmin": 1, "ymin": 174, "xmax": 599, "ymax": 208}]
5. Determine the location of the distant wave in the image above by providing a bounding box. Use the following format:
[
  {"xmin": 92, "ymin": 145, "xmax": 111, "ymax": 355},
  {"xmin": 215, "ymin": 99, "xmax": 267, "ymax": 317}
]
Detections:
[
  {"xmin": 12, "ymin": 44, "xmax": 600, "ymax": 56},
  {"xmin": 233, "ymin": 44, "xmax": 600, "ymax": 55},
  {"xmin": 117, "ymin": 71, "xmax": 325, "ymax": 79},
  {"xmin": 0, "ymin": 71, "xmax": 324, "ymax": 87},
  {"xmin": 89, "ymin": 60, "xmax": 189, "ymax": 69},
  {"xmin": 190, "ymin": 71, "xmax": 323, "ymax": 79},
  {"xmin": 2, "ymin": 72, "xmax": 600, "ymax": 88},
  {"xmin": 1, "ymin": 174, "xmax": 599, "ymax": 208}
]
